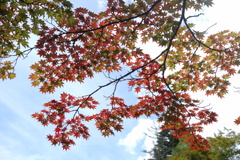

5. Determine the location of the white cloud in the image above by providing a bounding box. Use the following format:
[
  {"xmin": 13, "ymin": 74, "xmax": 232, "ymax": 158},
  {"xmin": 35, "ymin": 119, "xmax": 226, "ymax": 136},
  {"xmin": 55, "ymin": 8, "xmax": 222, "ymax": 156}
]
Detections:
[
  {"xmin": 97, "ymin": 0, "xmax": 107, "ymax": 11},
  {"xmin": 137, "ymin": 39, "xmax": 162, "ymax": 59},
  {"xmin": 185, "ymin": 0, "xmax": 240, "ymax": 32},
  {"xmin": 204, "ymin": 0, "xmax": 240, "ymax": 32},
  {"xmin": 97, "ymin": 0, "xmax": 135, "ymax": 11},
  {"xmin": 190, "ymin": 75, "xmax": 240, "ymax": 137},
  {"xmin": 0, "ymin": 145, "xmax": 50, "ymax": 160},
  {"xmin": 118, "ymin": 119, "xmax": 154, "ymax": 155}
]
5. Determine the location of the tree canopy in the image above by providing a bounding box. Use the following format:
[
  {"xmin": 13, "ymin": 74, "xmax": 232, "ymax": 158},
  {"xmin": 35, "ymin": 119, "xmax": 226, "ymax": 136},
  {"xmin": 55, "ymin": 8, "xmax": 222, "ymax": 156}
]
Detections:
[
  {"xmin": 146, "ymin": 129, "xmax": 179, "ymax": 160},
  {"xmin": 1, "ymin": 0, "xmax": 240, "ymax": 150},
  {"xmin": 159, "ymin": 128, "xmax": 240, "ymax": 160}
]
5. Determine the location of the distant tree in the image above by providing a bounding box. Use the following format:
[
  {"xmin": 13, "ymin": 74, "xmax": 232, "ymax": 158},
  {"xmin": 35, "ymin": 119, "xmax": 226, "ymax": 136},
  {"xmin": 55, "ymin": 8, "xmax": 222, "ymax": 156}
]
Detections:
[
  {"xmin": 207, "ymin": 128, "xmax": 240, "ymax": 160},
  {"xmin": 168, "ymin": 138, "xmax": 210, "ymax": 160},
  {"xmin": 147, "ymin": 129, "xmax": 179, "ymax": 160},
  {"xmin": 167, "ymin": 128, "xmax": 240, "ymax": 160}
]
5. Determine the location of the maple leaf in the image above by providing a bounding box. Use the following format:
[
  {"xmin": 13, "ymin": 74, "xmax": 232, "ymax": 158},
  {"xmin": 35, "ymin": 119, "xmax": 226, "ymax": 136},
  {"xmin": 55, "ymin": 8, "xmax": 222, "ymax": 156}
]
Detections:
[
  {"xmin": 234, "ymin": 116, "xmax": 240, "ymax": 125},
  {"xmin": 135, "ymin": 87, "xmax": 141, "ymax": 93},
  {"xmin": 228, "ymin": 69, "xmax": 236, "ymax": 75}
]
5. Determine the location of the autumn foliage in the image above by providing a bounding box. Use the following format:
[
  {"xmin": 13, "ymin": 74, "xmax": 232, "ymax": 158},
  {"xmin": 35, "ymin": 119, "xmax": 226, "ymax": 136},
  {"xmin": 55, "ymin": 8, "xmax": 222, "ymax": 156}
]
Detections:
[
  {"xmin": 0, "ymin": 0, "xmax": 73, "ymax": 80},
  {"xmin": 1, "ymin": 0, "xmax": 240, "ymax": 150}
]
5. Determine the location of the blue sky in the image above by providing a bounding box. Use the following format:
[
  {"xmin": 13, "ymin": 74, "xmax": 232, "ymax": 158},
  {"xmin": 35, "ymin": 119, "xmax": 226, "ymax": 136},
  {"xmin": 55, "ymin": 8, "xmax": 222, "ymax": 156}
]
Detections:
[{"xmin": 1, "ymin": 0, "xmax": 240, "ymax": 160}]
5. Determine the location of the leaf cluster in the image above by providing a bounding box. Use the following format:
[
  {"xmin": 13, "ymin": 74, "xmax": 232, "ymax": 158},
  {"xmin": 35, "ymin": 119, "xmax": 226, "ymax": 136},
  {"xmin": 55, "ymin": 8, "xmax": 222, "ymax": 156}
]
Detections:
[
  {"xmin": 0, "ymin": 0, "xmax": 73, "ymax": 80},
  {"xmin": 1, "ymin": 0, "xmax": 240, "ymax": 151}
]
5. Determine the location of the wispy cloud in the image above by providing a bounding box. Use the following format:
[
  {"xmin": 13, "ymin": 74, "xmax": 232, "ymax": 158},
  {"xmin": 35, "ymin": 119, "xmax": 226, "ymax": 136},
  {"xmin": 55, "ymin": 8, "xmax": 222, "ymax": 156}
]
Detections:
[
  {"xmin": 0, "ymin": 146, "xmax": 50, "ymax": 160},
  {"xmin": 97, "ymin": 0, "xmax": 107, "ymax": 11},
  {"xmin": 118, "ymin": 119, "xmax": 154, "ymax": 155}
]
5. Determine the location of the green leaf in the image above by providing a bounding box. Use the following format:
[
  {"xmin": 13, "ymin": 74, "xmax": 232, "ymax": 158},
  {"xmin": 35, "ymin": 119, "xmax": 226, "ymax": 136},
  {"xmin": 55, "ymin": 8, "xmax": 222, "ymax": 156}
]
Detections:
[
  {"xmin": 19, "ymin": 39, "xmax": 29, "ymax": 47},
  {"xmin": 205, "ymin": 0, "xmax": 214, "ymax": 7},
  {"xmin": 67, "ymin": 16, "xmax": 75, "ymax": 25},
  {"xmin": 63, "ymin": 0, "xmax": 73, "ymax": 8},
  {"xmin": 32, "ymin": 27, "xmax": 40, "ymax": 34},
  {"xmin": 10, "ymin": 2, "xmax": 18, "ymax": 8},
  {"xmin": 8, "ymin": 73, "xmax": 16, "ymax": 79},
  {"xmin": 32, "ymin": 81, "xmax": 40, "ymax": 86},
  {"xmin": 145, "ymin": 111, "xmax": 150, "ymax": 117},
  {"xmin": 222, "ymin": 74, "xmax": 230, "ymax": 79},
  {"xmin": 159, "ymin": 40, "xmax": 168, "ymax": 46}
]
